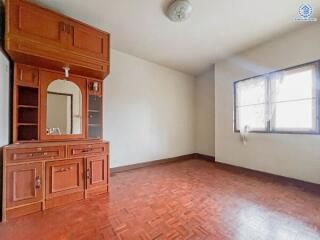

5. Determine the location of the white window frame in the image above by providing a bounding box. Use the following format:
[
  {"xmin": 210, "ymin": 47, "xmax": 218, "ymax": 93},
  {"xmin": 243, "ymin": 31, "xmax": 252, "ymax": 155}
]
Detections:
[{"xmin": 234, "ymin": 61, "xmax": 320, "ymax": 134}]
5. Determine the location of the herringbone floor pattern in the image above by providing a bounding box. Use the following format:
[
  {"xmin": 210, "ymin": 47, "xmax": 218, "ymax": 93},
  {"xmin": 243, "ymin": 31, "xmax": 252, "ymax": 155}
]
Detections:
[{"xmin": 0, "ymin": 159, "xmax": 319, "ymax": 240}]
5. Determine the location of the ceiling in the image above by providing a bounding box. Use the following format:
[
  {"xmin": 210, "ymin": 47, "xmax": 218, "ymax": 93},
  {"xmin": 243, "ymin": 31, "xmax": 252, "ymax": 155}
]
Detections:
[{"xmin": 33, "ymin": 0, "xmax": 320, "ymax": 76}]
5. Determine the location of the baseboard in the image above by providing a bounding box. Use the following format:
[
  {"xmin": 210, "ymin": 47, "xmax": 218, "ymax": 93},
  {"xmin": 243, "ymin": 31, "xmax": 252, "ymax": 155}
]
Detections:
[
  {"xmin": 214, "ymin": 161, "xmax": 320, "ymax": 195},
  {"xmin": 109, "ymin": 154, "xmax": 318, "ymax": 194},
  {"xmin": 194, "ymin": 153, "xmax": 215, "ymax": 162},
  {"xmin": 110, "ymin": 154, "xmax": 196, "ymax": 174}
]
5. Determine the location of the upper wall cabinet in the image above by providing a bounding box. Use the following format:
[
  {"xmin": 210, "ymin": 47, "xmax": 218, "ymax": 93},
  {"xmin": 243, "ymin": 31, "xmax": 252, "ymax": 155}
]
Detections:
[{"xmin": 5, "ymin": 0, "xmax": 110, "ymax": 79}]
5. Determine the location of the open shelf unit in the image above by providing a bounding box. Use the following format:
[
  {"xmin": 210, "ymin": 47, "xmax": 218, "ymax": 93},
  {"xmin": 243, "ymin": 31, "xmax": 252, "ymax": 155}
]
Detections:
[{"xmin": 16, "ymin": 86, "xmax": 39, "ymax": 141}]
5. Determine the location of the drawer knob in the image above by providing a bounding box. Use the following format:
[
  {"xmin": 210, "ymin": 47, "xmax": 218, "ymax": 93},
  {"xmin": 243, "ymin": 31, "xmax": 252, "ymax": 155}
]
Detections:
[
  {"xmin": 86, "ymin": 168, "xmax": 91, "ymax": 179},
  {"xmin": 82, "ymin": 148, "xmax": 93, "ymax": 153}
]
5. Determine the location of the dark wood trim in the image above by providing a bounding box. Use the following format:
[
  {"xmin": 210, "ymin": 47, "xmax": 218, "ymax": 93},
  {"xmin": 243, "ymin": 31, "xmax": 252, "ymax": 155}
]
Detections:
[
  {"xmin": 194, "ymin": 153, "xmax": 215, "ymax": 162},
  {"xmin": 214, "ymin": 161, "xmax": 320, "ymax": 195},
  {"xmin": 110, "ymin": 153, "xmax": 216, "ymax": 174},
  {"xmin": 110, "ymin": 154, "xmax": 197, "ymax": 174}
]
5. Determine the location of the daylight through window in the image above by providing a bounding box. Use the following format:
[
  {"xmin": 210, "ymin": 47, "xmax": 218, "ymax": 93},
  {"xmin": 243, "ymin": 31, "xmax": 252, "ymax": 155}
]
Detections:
[{"xmin": 234, "ymin": 62, "xmax": 319, "ymax": 134}]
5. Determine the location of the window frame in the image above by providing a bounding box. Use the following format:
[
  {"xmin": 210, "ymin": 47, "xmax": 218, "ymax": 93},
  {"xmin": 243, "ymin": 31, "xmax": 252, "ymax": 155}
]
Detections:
[{"xmin": 233, "ymin": 60, "xmax": 320, "ymax": 135}]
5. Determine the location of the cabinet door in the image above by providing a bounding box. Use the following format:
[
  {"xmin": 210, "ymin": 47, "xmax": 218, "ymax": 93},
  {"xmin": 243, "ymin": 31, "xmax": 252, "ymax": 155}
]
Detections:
[
  {"xmin": 8, "ymin": 0, "xmax": 68, "ymax": 47},
  {"xmin": 6, "ymin": 163, "xmax": 43, "ymax": 208},
  {"xmin": 69, "ymin": 21, "xmax": 109, "ymax": 61},
  {"xmin": 46, "ymin": 159, "xmax": 84, "ymax": 199},
  {"xmin": 86, "ymin": 156, "xmax": 108, "ymax": 189}
]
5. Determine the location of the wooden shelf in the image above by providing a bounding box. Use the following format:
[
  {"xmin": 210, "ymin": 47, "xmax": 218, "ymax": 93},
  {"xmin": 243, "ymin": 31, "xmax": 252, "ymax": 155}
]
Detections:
[
  {"xmin": 88, "ymin": 124, "xmax": 101, "ymax": 127},
  {"xmin": 89, "ymin": 110, "xmax": 100, "ymax": 113},
  {"xmin": 18, "ymin": 105, "xmax": 38, "ymax": 109},
  {"xmin": 18, "ymin": 123, "xmax": 38, "ymax": 126}
]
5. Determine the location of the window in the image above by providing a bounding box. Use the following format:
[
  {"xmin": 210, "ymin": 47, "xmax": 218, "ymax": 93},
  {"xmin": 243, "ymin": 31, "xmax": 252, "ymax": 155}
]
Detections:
[
  {"xmin": 234, "ymin": 62, "xmax": 319, "ymax": 134},
  {"xmin": 235, "ymin": 77, "xmax": 267, "ymax": 131}
]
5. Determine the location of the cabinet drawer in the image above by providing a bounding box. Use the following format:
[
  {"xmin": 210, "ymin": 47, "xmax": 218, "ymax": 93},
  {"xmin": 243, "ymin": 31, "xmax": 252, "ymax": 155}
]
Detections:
[
  {"xmin": 67, "ymin": 143, "xmax": 107, "ymax": 158},
  {"xmin": 6, "ymin": 146, "xmax": 65, "ymax": 163}
]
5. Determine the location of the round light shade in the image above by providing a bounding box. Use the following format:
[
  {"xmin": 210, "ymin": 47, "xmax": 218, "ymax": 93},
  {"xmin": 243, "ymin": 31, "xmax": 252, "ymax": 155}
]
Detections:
[{"xmin": 167, "ymin": 0, "xmax": 192, "ymax": 22}]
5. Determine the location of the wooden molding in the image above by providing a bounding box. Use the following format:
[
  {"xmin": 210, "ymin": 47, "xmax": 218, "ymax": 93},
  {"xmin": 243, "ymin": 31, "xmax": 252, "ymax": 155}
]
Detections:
[
  {"xmin": 214, "ymin": 161, "xmax": 320, "ymax": 195},
  {"xmin": 193, "ymin": 153, "xmax": 215, "ymax": 162},
  {"xmin": 110, "ymin": 154, "xmax": 197, "ymax": 174},
  {"xmin": 110, "ymin": 153, "xmax": 215, "ymax": 174}
]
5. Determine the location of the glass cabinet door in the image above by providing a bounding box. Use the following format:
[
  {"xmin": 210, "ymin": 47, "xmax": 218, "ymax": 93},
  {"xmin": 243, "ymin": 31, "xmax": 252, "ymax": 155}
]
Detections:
[{"xmin": 88, "ymin": 95, "xmax": 102, "ymax": 139}]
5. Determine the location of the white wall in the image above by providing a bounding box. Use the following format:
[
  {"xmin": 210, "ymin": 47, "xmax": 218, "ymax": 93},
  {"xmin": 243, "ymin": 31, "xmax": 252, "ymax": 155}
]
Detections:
[
  {"xmin": 215, "ymin": 22, "xmax": 320, "ymax": 184},
  {"xmin": 0, "ymin": 49, "xmax": 9, "ymax": 148},
  {"xmin": 195, "ymin": 67, "xmax": 215, "ymax": 156},
  {"xmin": 104, "ymin": 49, "xmax": 195, "ymax": 168}
]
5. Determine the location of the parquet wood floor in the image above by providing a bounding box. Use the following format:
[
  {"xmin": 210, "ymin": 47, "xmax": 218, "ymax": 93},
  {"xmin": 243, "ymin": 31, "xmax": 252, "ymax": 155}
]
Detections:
[{"xmin": 0, "ymin": 159, "xmax": 319, "ymax": 240}]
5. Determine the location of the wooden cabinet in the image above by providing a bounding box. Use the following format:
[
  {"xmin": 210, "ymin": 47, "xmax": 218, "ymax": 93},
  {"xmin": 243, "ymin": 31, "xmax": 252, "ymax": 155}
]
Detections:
[
  {"xmin": 46, "ymin": 159, "xmax": 84, "ymax": 199},
  {"xmin": 86, "ymin": 156, "xmax": 108, "ymax": 190},
  {"xmin": 6, "ymin": 163, "xmax": 43, "ymax": 208},
  {"xmin": 5, "ymin": 0, "xmax": 110, "ymax": 79},
  {"xmin": 69, "ymin": 22, "xmax": 109, "ymax": 60},
  {"xmin": 7, "ymin": 0, "xmax": 68, "ymax": 48},
  {"xmin": 3, "ymin": 141, "xmax": 109, "ymax": 220},
  {"xmin": 3, "ymin": 0, "xmax": 110, "ymax": 223}
]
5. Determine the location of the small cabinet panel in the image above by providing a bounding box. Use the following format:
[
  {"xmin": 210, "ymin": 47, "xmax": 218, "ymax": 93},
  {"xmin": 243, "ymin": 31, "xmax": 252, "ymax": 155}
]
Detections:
[
  {"xmin": 15, "ymin": 64, "xmax": 39, "ymax": 87},
  {"xmin": 70, "ymin": 22, "xmax": 109, "ymax": 61},
  {"xmin": 86, "ymin": 156, "xmax": 108, "ymax": 189},
  {"xmin": 6, "ymin": 163, "xmax": 43, "ymax": 208},
  {"xmin": 46, "ymin": 159, "xmax": 84, "ymax": 199},
  {"xmin": 6, "ymin": 146, "xmax": 65, "ymax": 163},
  {"xmin": 9, "ymin": 0, "xmax": 67, "ymax": 47}
]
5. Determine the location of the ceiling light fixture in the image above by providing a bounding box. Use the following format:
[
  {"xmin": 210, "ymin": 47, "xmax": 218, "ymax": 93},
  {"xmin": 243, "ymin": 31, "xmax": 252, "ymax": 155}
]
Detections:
[{"xmin": 167, "ymin": 0, "xmax": 192, "ymax": 22}]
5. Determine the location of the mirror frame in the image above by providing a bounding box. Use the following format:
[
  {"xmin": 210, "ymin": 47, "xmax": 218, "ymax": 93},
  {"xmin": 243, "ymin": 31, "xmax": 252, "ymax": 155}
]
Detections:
[{"xmin": 40, "ymin": 70, "xmax": 87, "ymax": 141}]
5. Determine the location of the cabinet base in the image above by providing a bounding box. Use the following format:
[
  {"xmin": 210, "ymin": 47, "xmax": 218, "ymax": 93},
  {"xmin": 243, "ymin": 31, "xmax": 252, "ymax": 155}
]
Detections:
[
  {"xmin": 6, "ymin": 202, "xmax": 42, "ymax": 220},
  {"xmin": 45, "ymin": 192, "xmax": 85, "ymax": 209}
]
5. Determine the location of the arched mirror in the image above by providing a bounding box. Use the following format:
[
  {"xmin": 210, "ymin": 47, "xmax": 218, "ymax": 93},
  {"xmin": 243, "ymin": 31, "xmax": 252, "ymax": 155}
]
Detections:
[{"xmin": 46, "ymin": 79, "xmax": 82, "ymax": 135}]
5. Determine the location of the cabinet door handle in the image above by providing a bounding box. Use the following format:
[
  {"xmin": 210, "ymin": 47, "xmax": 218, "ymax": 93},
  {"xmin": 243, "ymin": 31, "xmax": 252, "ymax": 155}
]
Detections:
[
  {"xmin": 65, "ymin": 24, "xmax": 73, "ymax": 34},
  {"xmin": 66, "ymin": 24, "xmax": 70, "ymax": 34},
  {"xmin": 32, "ymin": 72, "xmax": 37, "ymax": 82},
  {"xmin": 35, "ymin": 176, "xmax": 41, "ymax": 189},
  {"xmin": 55, "ymin": 167, "xmax": 72, "ymax": 173},
  {"xmin": 60, "ymin": 21, "xmax": 66, "ymax": 32},
  {"xmin": 82, "ymin": 148, "xmax": 93, "ymax": 153},
  {"xmin": 86, "ymin": 168, "xmax": 91, "ymax": 179},
  {"xmin": 19, "ymin": 69, "xmax": 23, "ymax": 81}
]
